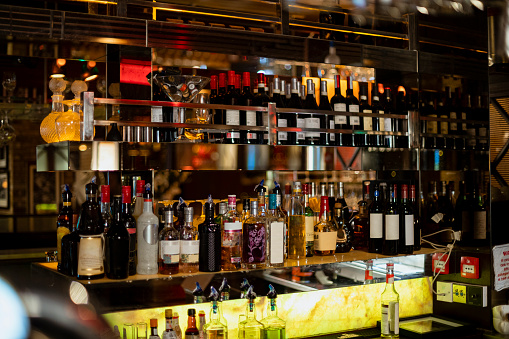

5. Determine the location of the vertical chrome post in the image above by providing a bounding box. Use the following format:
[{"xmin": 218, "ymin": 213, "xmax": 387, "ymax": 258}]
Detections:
[
  {"xmin": 407, "ymin": 110, "xmax": 420, "ymax": 149},
  {"xmin": 268, "ymin": 102, "xmax": 277, "ymax": 146},
  {"xmin": 82, "ymin": 91, "xmax": 94, "ymax": 141}
]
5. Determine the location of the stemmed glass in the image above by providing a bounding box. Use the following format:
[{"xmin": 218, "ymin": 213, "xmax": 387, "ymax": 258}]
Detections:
[{"xmin": 0, "ymin": 72, "xmax": 17, "ymax": 146}]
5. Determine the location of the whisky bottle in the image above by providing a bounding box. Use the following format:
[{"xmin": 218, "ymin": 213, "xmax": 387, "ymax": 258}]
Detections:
[
  {"xmin": 239, "ymin": 286, "xmax": 265, "ymax": 339},
  {"xmin": 159, "ymin": 208, "xmax": 180, "ymax": 275},
  {"xmin": 242, "ymin": 200, "xmax": 267, "ymax": 269},
  {"xmin": 180, "ymin": 207, "xmax": 199, "ymax": 273},
  {"xmin": 314, "ymin": 196, "xmax": 337, "ymax": 256}
]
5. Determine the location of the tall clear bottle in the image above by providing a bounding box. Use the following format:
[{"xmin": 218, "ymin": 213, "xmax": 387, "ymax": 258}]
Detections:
[
  {"xmin": 204, "ymin": 287, "xmax": 228, "ymax": 339},
  {"xmin": 199, "ymin": 200, "xmax": 221, "ymax": 272},
  {"xmin": 180, "ymin": 207, "xmax": 199, "ymax": 273},
  {"xmin": 261, "ymin": 285, "xmax": 286, "ymax": 339},
  {"xmin": 159, "ymin": 209, "xmax": 180, "ymax": 275},
  {"xmin": 288, "ymin": 182, "xmax": 306, "ymax": 259},
  {"xmin": 242, "ymin": 200, "xmax": 267, "ymax": 269},
  {"xmin": 381, "ymin": 263, "xmax": 399, "ymax": 338},
  {"xmin": 221, "ymin": 195, "xmax": 242, "ymax": 271},
  {"xmin": 267, "ymin": 194, "xmax": 285, "ymax": 267},
  {"xmin": 136, "ymin": 184, "xmax": 159, "ymax": 275},
  {"xmin": 238, "ymin": 286, "xmax": 265, "ymax": 339}
]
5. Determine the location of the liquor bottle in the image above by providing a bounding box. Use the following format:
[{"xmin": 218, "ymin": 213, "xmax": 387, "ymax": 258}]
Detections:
[
  {"xmin": 137, "ymin": 184, "xmax": 159, "ymax": 275},
  {"xmin": 327, "ymin": 183, "xmax": 336, "ymax": 218},
  {"xmin": 253, "ymin": 73, "xmax": 270, "ymax": 144},
  {"xmin": 222, "ymin": 195, "xmax": 242, "ymax": 270},
  {"xmin": 105, "ymin": 196, "xmax": 129, "ymax": 279},
  {"xmin": 359, "ymin": 82, "xmax": 373, "ymax": 147},
  {"xmin": 331, "ymin": 74, "xmax": 350, "ymax": 146},
  {"xmin": 369, "ymin": 184, "xmax": 384, "ymax": 254},
  {"xmin": 219, "ymin": 278, "xmax": 230, "ymax": 301},
  {"xmin": 410, "ymin": 185, "xmax": 421, "ymax": 251},
  {"xmin": 199, "ymin": 200, "xmax": 221, "ymax": 272},
  {"xmin": 288, "ymin": 181, "xmax": 306, "ymax": 259},
  {"xmin": 238, "ymin": 286, "xmax": 265, "ymax": 339},
  {"xmin": 383, "ymin": 184, "xmax": 399, "ymax": 256},
  {"xmin": 159, "ymin": 208, "xmax": 180, "ymax": 275},
  {"xmin": 346, "ymin": 76, "xmax": 362, "ymax": 147},
  {"xmin": 351, "ymin": 200, "xmax": 369, "ymax": 250},
  {"xmin": 398, "ymin": 184, "xmax": 414, "ymax": 254},
  {"xmin": 174, "ymin": 313, "xmax": 183, "ymax": 339},
  {"xmin": 204, "ymin": 287, "xmax": 228, "ymax": 339},
  {"xmin": 395, "ymin": 87, "xmax": 408, "ymax": 148},
  {"xmin": 185, "ymin": 309, "xmax": 200, "ymax": 339},
  {"xmin": 149, "ymin": 319, "xmax": 161, "ymax": 339},
  {"xmin": 214, "ymin": 201, "xmax": 227, "ymax": 226},
  {"xmin": 303, "ymin": 184, "xmax": 315, "ymax": 257},
  {"xmin": 336, "ymin": 182, "xmax": 350, "ymax": 222},
  {"xmin": 314, "ymin": 196, "xmax": 337, "ymax": 256},
  {"xmin": 365, "ymin": 259, "xmax": 374, "ymax": 284},
  {"xmin": 273, "ymin": 181, "xmax": 283, "ymax": 210},
  {"xmin": 121, "ymin": 186, "xmax": 137, "ymax": 276},
  {"xmin": 180, "ymin": 207, "xmax": 199, "ymax": 273},
  {"xmin": 267, "ymin": 193, "xmax": 285, "ymax": 267},
  {"xmin": 261, "ymin": 285, "xmax": 286, "ymax": 339},
  {"xmin": 193, "ymin": 282, "xmax": 204, "ymax": 303},
  {"xmin": 57, "ymin": 184, "xmax": 73, "ymax": 272},
  {"xmin": 435, "ymin": 181, "xmax": 454, "ymax": 244},
  {"xmin": 381, "ymin": 263, "xmax": 399, "ymax": 338},
  {"xmin": 77, "ymin": 179, "xmax": 105, "ymax": 280},
  {"xmin": 286, "ymin": 78, "xmax": 304, "ymax": 145},
  {"xmin": 473, "ymin": 183, "xmax": 488, "ymax": 245},
  {"xmin": 209, "ymin": 75, "xmax": 220, "ymax": 142},
  {"xmin": 371, "ymin": 84, "xmax": 384, "ymax": 147},
  {"xmin": 132, "ymin": 179, "xmax": 145, "ymax": 221},
  {"xmin": 224, "ymin": 70, "xmax": 241, "ymax": 144},
  {"xmin": 300, "ymin": 83, "xmax": 306, "ymax": 101},
  {"xmin": 273, "ymin": 77, "xmax": 289, "ymax": 145},
  {"xmin": 163, "ymin": 309, "xmax": 178, "ymax": 339},
  {"xmin": 240, "ymin": 278, "xmax": 250, "ymax": 299},
  {"xmin": 303, "ymin": 79, "xmax": 320, "ymax": 146},
  {"xmin": 242, "ymin": 199, "xmax": 267, "ymax": 269},
  {"xmin": 334, "ymin": 203, "xmax": 352, "ymax": 253},
  {"xmin": 60, "ymin": 215, "xmax": 79, "ymax": 276},
  {"xmin": 199, "ymin": 312, "xmax": 206, "ymax": 339},
  {"xmin": 100, "ymin": 185, "xmax": 112, "ymax": 233},
  {"xmin": 383, "ymin": 88, "xmax": 395, "ymax": 148}
]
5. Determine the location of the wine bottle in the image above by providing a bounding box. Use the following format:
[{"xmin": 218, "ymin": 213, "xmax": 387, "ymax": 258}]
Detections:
[
  {"xmin": 369, "ymin": 184, "xmax": 384, "ymax": 253},
  {"xmin": 454, "ymin": 87, "xmax": 466, "ymax": 150},
  {"xmin": 105, "ymin": 196, "xmax": 130, "ymax": 279},
  {"xmin": 422, "ymin": 92, "xmax": 437, "ymax": 149},
  {"xmin": 132, "ymin": 179, "xmax": 145, "ymax": 221},
  {"xmin": 346, "ymin": 76, "xmax": 362, "ymax": 147},
  {"xmin": 198, "ymin": 200, "xmax": 221, "ymax": 272},
  {"xmin": 273, "ymin": 77, "xmax": 289, "ymax": 145},
  {"xmin": 224, "ymin": 70, "xmax": 241, "ymax": 144},
  {"xmin": 398, "ymin": 184, "xmax": 414, "ymax": 254},
  {"xmin": 209, "ymin": 75, "xmax": 220, "ymax": 142},
  {"xmin": 159, "ymin": 208, "xmax": 180, "ymax": 275},
  {"xmin": 253, "ymin": 73, "xmax": 270, "ymax": 144},
  {"xmin": 334, "ymin": 202, "xmax": 352, "ymax": 253},
  {"xmin": 286, "ymin": 77, "xmax": 302, "ymax": 145},
  {"xmin": 331, "ymin": 75, "xmax": 350, "ymax": 146},
  {"xmin": 180, "ymin": 207, "xmax": 199, "ymax": 273},
  {"xmin": 473, "ymin": 183, "xmax": 488, "ymax": 245},
  {"xmin": 303, "ymin": 183, "xmax": 315, "ymax": 257},
  {"xmin": 359, "ymin": 82, "xmax": 373, "ymax": 147},
  {"xmin": 383, "ymin": 87, "xmax": 395, "ymax": 149},
  {"xmin": 57, "ymin": 184, "xmax": 73, "ymax": 273},
  {"xmin": 60, "ymin": 215, "xmax": 79, "ymax": 276},
  {"xmin": 411, "ymin": 184, "xmax": 421, "ymax": 251},
  {"xmin": 371, "ymin": 83, "xmax": 384, "ymax": 147},
  {"xmin": 477, "ymin": 95, "xmax": 488, "ymax": 151},
  {"xmin": 136, "ymin": 184, "xmax": 159, "ymax": 275},
  {"xmin": 465, "ymin": 94, "xmax": 476, "ymax": 150},
  {"xmin": 395, "ymin": 87, "xmax": 408, "ymax": 148},
  {"xmin": 100, "ymin": 185, "xmax": 112, "ymax": 233},
  {"xmin": 235, "ymin": 74, "xmax": 242, "ymax": 95},
  {"xmin": 383, "ymin": 184, "xmax": 399, "ymax": 255},
  {"xmin": 444, "ymin": 86, "xmax": 456, "ymax": 149},
  {"xmin": 121, "ymin": 186, "xmax": 137, "ymax": 276},
  {"xmin": 240, "ymin": 72, "xmax": 258, "ymax": 145}
]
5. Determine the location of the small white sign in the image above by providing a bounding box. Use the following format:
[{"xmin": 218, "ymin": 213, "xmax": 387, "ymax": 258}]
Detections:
[{"xmin": 493, "ymin": 244, "xmax": 509, "ymax": 291}]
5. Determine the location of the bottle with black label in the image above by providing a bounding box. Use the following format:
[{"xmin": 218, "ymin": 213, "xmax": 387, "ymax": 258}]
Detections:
[
  {"xmin": 331, "ymin": 75, "xmax": 350, "ymax": 146},
  {"xmin": 369, "ymin": 183, "xmax": 384, "ymax": 253},
  {"xmin": 383, "ymin": 184, "xmax": 399, "ymax": 256}
]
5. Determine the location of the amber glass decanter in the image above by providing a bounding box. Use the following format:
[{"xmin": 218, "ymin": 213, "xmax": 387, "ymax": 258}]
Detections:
[
  {"xmin": 56, "ymin": 80, "xmax": 87, "ymax": 142},
  {"xmin": 40, "ymin": 78, "xmax": 66, "ymax": 143}
]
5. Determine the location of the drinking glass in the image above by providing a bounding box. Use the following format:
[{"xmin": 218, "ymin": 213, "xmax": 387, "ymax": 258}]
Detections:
[
  {"xmin": 136, "ymin": 322, "xmax": 147, "ymax": 339},
  {"xmin": 123, "ymin": 323, "xmax": 135, "ymax": 339},
  {"xmin": 2, "ymin": 72, "xmax": 16, "ymax": 103}
]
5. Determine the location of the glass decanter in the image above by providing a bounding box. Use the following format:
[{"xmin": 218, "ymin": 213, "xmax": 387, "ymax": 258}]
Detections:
[
  {"xmin": 40, "ymin": 78, "xmax": 66, "ymax": 143},
  {"xmin": 56, "ymin": 80, "xmax": 87, "ymax": 142}
]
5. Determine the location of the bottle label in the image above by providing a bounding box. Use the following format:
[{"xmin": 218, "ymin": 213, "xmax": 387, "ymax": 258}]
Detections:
[
  {"xmin": 440, "ymin": 120, "xmax": 448, "ymax": 134},
  {"xmin": 297, "ymin": 118, "xmax": 306, "ymax": 140},
  {"xmin": 305, "ymin": 117, "xmax": 320, "ymax": 138},
  {"xmin": 278, "ymin": 118, "xmax": 288, "ymax": 141},
  {"xmin": 245, "ymin": 224, "xmax": 266, "ymax": 263},
  {"xmin": 151, "ymin": 106, "xmax": 163, "ymax": 122},
  {"xmin": 305, "ymin": 216, "xmax": 315, "ymax": 242},
  {"xmin": 385, "ymin": 214, "xmax": 399, "ymax": 240},
  {"xmin": 226, "ymin": 110, "xmax": 240, "ymax": 125},
  {"xmin": 246, "ymin": 111, "xmax": 257, "ymax": 126},
  {"xmin": 363, "ymin": 110, "xmax": 373, "ymax": 131},
  {"xmin": 77, "ymin": 235, "xmax": 104, "ymax": 276},
  {"xmin": 391, "ymin": 302, "xmax": 399, "ymax": 334},
  {"xmin": 427, "ymin": 115, "xmax": 438, "ymax": 134},
  {"xmin": 334, "ymin": 103, "xmax": 347, "ymax": 112},
  {"xmin": 160, "ymin": 240, "xmax": 180, "ymax": 264},
  {"xmin": 227, "ymin": 132, "xmax": 240, "ymax": 139},
  {"xmin": 381, "ymin": 304, "xmax": 389, "ymax": 335},
  {"xmin": 224, "ymin": 221, "xmax": 242, "ymax": 231},
  {"xmin": 172, "ymin": 107, "xmax": 180, "ymax": 123},
  {"xmin": 404, "ymin": 214, "xmax": 414, "ymax": 246},
  {"xmin": 379, "ymin": 110, "xmax": 385, "ymax": 131},
  {"xmin": 473, "ymin": 210, "xmax": 486, "ymax": 239},
  {"xmin": 461, "ymin": 112, "xmax": 467, "ymax": 131},
  {"xmin": 329, "ymin": 120, "xmax": 335, "ymax": 141},
  {"xmin": 450, "ymin": 112, "xmax": 457, "ymax": 131},
  {"xmin": 269, "ymin": 221, "xmax": 284, "ymax": 264},
  {"xmin": 384, "ymin": 117, "xmax": 392, "ymax": 132},
  {"xmin": 180, "ymin": 240, "xmax": 199, "ymax": 263},
  {"xmin": 334, "ymin": 115, "xmax": 347, "ymax": 124},
  {"xmin": 314, "ymin": 231, "xmax": 336, "ymax": 251},
  {"xmin": 185, "ymin": 334, "xmax": 199, "ymax": 339},
  {"xmin": 369, "ymin": 213, "xmax": 383, "ymax": 239},
  {"xmin": 350, "ymin": 116, "xmax": 360, "ymax": 126},
  {"xmin": 349, "ymin": 104, "xmax": 359, "ymax": 113},
  {"xmin": 223, "ymin": 221, "xmax": 242, "ymax": 263},
  {"xmin": 143, "ymin": 224, "xmax": 159, "ymax": 245},
  {"xmin": 247, "ymin": 132, "xmax": 257, "ymax": 140}
]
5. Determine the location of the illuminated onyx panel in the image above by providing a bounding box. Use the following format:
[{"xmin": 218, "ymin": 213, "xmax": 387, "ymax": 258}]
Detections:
[{"xmin": 103, "ymin": 277, "xmax": 432, "ymax": 338}]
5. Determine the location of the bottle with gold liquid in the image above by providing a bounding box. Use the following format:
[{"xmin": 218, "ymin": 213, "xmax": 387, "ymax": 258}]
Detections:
[
  {"xmin": 56, "ymin": 80, "xmax": 87, "ymax": 142},
  {"xmin": 288, "ymin": 182, "xmax": 305, "ymax": 259},
  {"xmin": 40, "ymin": 77, "xmax": 66, "ymax": 143},
  {"xmin": 203, "ymin": 287, "xmax": 227, "ymax": 339}
]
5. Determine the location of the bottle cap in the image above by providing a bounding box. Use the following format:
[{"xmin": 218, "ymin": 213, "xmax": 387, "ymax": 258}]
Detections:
[
  {"xmin": 302, "ymin": 183, "xmax": 309, "ymax": 195},
  {"xmin": 228, "ymin": 70, "xmax": 236, "ymax": 86},
  {"xmin": 320, "ymin": 80, "xmax": 327, "ymax": 94},
  {"xmin": 136, "ymin": 180, "xmax": 145, "ymax": 194},
  {"xmin": 199, "ymin": 311, "xmax": 206, "ymax": 317},
  {"xmin": 184, "ymin": 207, "xmax": 194, "ymax": 222},
  {"xmin": 100, "ymin": 185, "xmax": 110, "ymax": 203},
  {"xmin": 228, "ymin": 195, "xmax": 236, "ymax": 207},
  {"xmin": 273, "ymin": 77, "xmax": 281, "ymax": 92},
  {"xmin": 188, "ymin": 309, "xmax": 196, "ymax": 316},
  {"xmin": 280, "ymin": 79, "xmax": 286, "ymax": 94},
  {"xmin": 320, "ymin": 196, "xmax": 329, "ymax": 213},
  {"xmin": 219, "ymin": 73, "xmax": 226, "ymax": 88},
  {"xmin": 164, "ymin": 208, "xmax": 174, "ymax": 223},
  {"xmin": 334, "ymin": 74, "xmax": 341, "ymax": 89},
  {"xmin": 85, "ymin": 180, "xmax": 98, "ymax": 195},
  {"xmin": 165, "ymin": 309, "xmax": 173, "ymax": 318},
  {"xmin": 306, "ymin": 79, "xmax": 314, "ymax": 94},
  {"xmin": 193, "ymin": 282, "xmax": 204, "ymax": 296},
  {"xmin": 210, "ymin": 75, "xmax": 217, "ymax": 90},
  {"xmin": 218, "ymin": 202, "xmax": 227, "ymax": 215},
  {"xmin": 143, "ymin": 183, "xmax": 152, "ymax": 200},
  {"xmin": 62, "ymin": 184, "xmax": 72, "ymax": 201},
  {"xmin": 219, "ymin": 278, "xmax": 230, "ymax": 293},
  {"xmin": 293, "ymin": 181, "xmax": 302, "ymax": 192},
  {"xmin": 150, "ymin": 319, "xmax": 157, "ymax": 327},
  {"xmin": 387, "ymin": 263, "xmax": 394, "ymax": 267},
  {"xmin": 235, "ymin": 74, "xmax": 241, "ymax": 89},
  {"xmin": 242, "ymin": 72, "xmax": 251, "ymax": 87},
  {"xmin": 257, "ymin": 73, "xmax": 265, "ymax": 88},
  {"xmin": 291, "ymin": 78, "xmax": 299, "ymax": 93},
  {"xmin": 209, "ymin": 286, "xmax": 219, "ymax": 301},
  {"xmin": 174, "ymin": 312, "xmax": 179, "ymax": 318},
  {"xmin": 285, "ymin": 183, "xmax": 291, "ymax": 195},
  {"xmin": 121, "ymin": 186, "xmax": 131, "ymax": 204}
]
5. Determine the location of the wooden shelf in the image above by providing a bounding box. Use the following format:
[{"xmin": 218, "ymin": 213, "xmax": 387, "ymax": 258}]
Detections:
[{"xmin": 35, "ymin": 247, "xmax": 439, "ymax": 285}]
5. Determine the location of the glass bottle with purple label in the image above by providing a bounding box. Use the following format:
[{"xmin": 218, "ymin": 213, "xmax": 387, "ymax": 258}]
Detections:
[{"xmin": 242, "ymin": 199, "xmax": 267, "ymax": 269}]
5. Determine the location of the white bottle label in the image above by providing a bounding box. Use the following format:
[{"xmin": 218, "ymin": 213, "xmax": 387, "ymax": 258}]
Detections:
[
  {"xmin": 334, "ymin": 103, "xmax": 347, "ymax": 112},
  {"xmin": 224, "ymin": 221, "xmax": 242, "ymax": 231},
  {"xmin": 390, "ymin": 301, "xmax": 399, "ymax": 334},
  {"xmin": 160, "ymin": 240, "xmax": 180, "ymax": 264},
  {"xmin": 278, "ymin": 118, "xmax": 288, "ymax": 141},
  {"xmin": 226, "ymin": 110, "xmax": 240, "ymax": 125},
  {"xmin": 473, "ymin": 210, "xmax": 486, "ymax": 239},
  {"xmin": 369, "ymin": 213, "xmax": 383, "ymax": 239},
  {"xmin": 350, "ymin": 116, "xmax": 360, "ymax": 126},
  {"xmin": 385, "ymin": 214, "xmax": 399, "ymax": 240},
  {"xmin": 247, "ymin": 132, "xmax": 257, "ymax": 140},
  {"xmin": 306, "ymin": 117, "xmax": 320, "ymax": 138},
  {"xmin": 334, "ymin": 103, "xmax": 347, "ymax": 124},
  {"xmin": 379, "ymin": 110, "xmax": 385, "ymax": 131},
  {"xmin": 297, "ymin": 118, "xmax": 306, "ymax": 140},
  {"xmin": 329, "ymin": 120, "xmax": 335, "ymax": 141},
  {"xmin": 384, "ymin": 117, "xmax": 392, "ymax": 132},
  {"xmin": 269, "ymin": 221, "xmax": 285, "ymax": 264},
  {"xmin": 349, "ymin": 104, "xmax": 359, "ymax": 113},
  {"xmin": 314, "ymin": 231, "xmax": 337, "ymax": 251},
  {"xmin": 363, "ymin": 109, "xmax": 373, "ymax": 131},
  {"xmin": 151, "ymin": 106, "xmax": 163, "ymax": 122},
  {"xmin": 180, "ymin": 240, "xmax": 199, "ymax": 263},
  {"xmin": 305, "ymin": 216, "xmax": 315, "ymax": 242},
  {"xmin": 450, "ymin": 112, "xmax": 457, "ymax": 131},
  {"xmin": 246, "ymin": 111, "xmax": 256, "ymax": 126},
  {"xmin": 77, "ymin": 235, "xmax": 104, "ymax": 276},
  {"xmin": 404, "ymin": 215, "xmax": 414, "ymax": 246},
  {"xmin": 226, "ymin": 131, "xmax": 240, "ymax": 139},
  {"xmin": 381, "ymin": 304, "xmax": 389, "ymax": 335}
]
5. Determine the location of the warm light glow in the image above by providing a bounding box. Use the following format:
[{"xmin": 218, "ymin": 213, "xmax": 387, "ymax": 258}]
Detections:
[
  {"xmin": 378, "ymin": 83, "xmax": 385, "ymax": 94},
  {"xmin": 78, "ymin": 144, "xmax": 88, "ymax": 152},
  {"xmin": 56, "ymin": 59, "xmax": 67, "ymax": 67},
  {"xmin": 416, "ymin": 6, "xmax": 429, "ymax": 14},
  {"xmin": 398, "ymin": 86, "xmax": 406, "ymax": 96},
  {"xmin": 50, "ymin": 74, "xmax": 65, "ymax": 78},
  {"xmin": 87, "ymin": 61, "xmax": 97, "ymax": 69},
  {"xmin": 85, "ymin": 74, "xmax": 98, "ymax": 82}
]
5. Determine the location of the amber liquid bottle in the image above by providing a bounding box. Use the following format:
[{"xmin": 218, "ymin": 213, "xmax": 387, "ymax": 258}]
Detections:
[{"xmin": 314, "ymin": 196, "xmax": 337, "ymax": 256}]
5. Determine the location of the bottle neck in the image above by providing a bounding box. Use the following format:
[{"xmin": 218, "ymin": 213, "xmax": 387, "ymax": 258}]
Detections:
[
  {"xmin": 386, "ymin": 267, "xmax": 395, "ymax": 285},
  {"xmin": 246, "ymin": 300, "xmax": 257, "ymax": 319},
  {"xmin": 101, "ymin": 201, "xmax": 110, "ymax": 213},
  {"xmin": 210, "ymin": 301, "xmax": 221, "ymax": 321},
  {"xmin": 86, "ymin": 193, "xmax": 97, "ymax": 203},
  {"xmin": 166, "ymin": 317, "xmax": 173, "ymax": 331},
  {"xmin": 143, "ymin": 199, "xmax": 153, "ymax": 213},
  {"xmin": 188, "ymin": 315, "xmax": 197, "ymax": 330},
  {"xmin": 121, "ymin": 202, "xmax": 131, "ymax": 215},
  {"xmin": 267, "ymin": 298, "xmax": 278, "ymax": 317}
]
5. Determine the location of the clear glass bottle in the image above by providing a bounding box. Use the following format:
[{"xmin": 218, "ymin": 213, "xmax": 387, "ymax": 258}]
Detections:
[
  {"xmin": 163, "ymin": 309, "xmax": 178, "ymax": 339},
  {"xmin": 100, "ymin": 185, "xmax": 112, "ymax": 233},
  {"xmin": 288, "ymin": 182, "xmax": 306, "ymax": 259},
  {"xmin": 40, "ymin": 77, "xmax": 66, "ymax": 143},
  {"xmin": 221, "ymin": 195, "xmax": 242, "ymax": 271},
  {"xmin": 180, "ymin": 207, "xmax": 199, "ymax": 273},
  {"xmin": 238, "ymin": 286, "xmax": 265, "ymax": 339},
  {"xmin": 261, "ymin": 285, "xmax": 286, "ymax": 339},
  {"xmin": 56, "ymin": 80, "xmax": 85, "ymax": 142},
  {"xmin": 136, "ymin": 184, "xmax": 159, "ymax": 275},
  {"xmin": 381, "ymin": 263, "xmax": 399, "ymax": 338},
  {"xmin": 149, "ymin": 319, "xmax": 161, "ymax": 339},
  {"xmin": 242, "ymin": 200, "xmax": 267, "ymax": 269},
  {"xmin": 267, "ymin": 194, "xmax": 285, "ymax": 267},
  {"xmin": 204, "ymin": 287, "xmax": 228, "ymax": 339},
  {"xmin": 159, "ymin": 209, "xmax": 180, "ymax": 275},
  {"xmin": 314, "ymin": 196, "xmax": 337, "ymax": 256}
]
